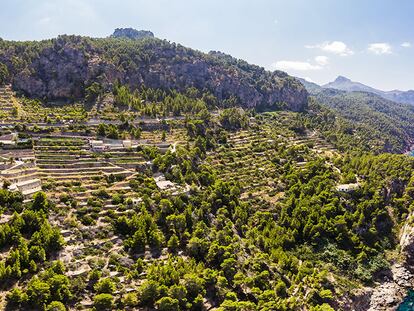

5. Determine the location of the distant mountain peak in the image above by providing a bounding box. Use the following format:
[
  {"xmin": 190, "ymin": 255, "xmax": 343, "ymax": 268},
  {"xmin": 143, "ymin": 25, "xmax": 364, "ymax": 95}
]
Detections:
[
  {"xmin": 299, "ymin": 75, "xmax": 414, "ymax": 106},
  {"xmin": 111, "ymin": 28, "xmax": 154, "ymax": 40},
  {"xmin": 334, "ymin": 75, "xmax": 351, "ymax": 83}
]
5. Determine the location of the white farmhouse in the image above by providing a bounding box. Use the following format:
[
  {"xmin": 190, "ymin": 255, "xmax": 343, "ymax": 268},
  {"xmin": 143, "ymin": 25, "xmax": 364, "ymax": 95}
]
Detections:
[
  {"xmin": 0, "ymin": 133, "xmax": 17, "ymax": 145},
  {"xmin": 336, "ymin": 183, "xmax": 360, "ymax": 193},
  {"xmin": 90, "ymin": 140, "xmax": 106, "ymax": 151}
]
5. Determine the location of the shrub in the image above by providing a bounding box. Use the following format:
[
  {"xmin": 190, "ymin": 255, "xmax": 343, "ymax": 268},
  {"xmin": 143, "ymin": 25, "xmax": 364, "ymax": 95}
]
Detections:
[
  {"xmin": 46, "ymin": 301, "xmax": 66, "ymax": 311},
  {"xmin": 156, "ymin": 297, "xmax": 179, "ymax": 311},
  {"xmin": 94, "ymin": 278, "xmax": 116, "ymax": 294},
  {"xmin": 94, "ymin": 293, "xmax": 114, "ymax": 310}
]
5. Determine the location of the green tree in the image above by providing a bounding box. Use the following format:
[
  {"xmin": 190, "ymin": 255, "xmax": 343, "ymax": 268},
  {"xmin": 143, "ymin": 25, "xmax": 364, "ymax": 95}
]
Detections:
[
  {"xmin": 275, "ymin": 280, "xmax": 287, "ymax": 298},
  {"xmin": 94, "ymin": 278, "xmax": 116, "ymax": 294},
  {"xmin": 156, "ymin": 297, "xmax": 179, "ymax": 311},
  {"xmin": 27, "ymin": 278, "xmax": 51, "ymax": 308},
  {"xmin": 31, "ymin": 192, "xmax": 49, "ymax": 212},
  {"xmin": 122, "ymin": 292, "xmax": 138, "ymax": 308},
  {"xmin": 139, "ymin": 280, "xmax": 159, "ymax": 305},
  {"xmin": 6, "ymin": 288, "xmax": 28, "ymax": 307},
  {"xmin": 97, "ymin": 124, "xmax": 106, "ymax": 137},
  {"xmin": 167, "ymin": 234, "xmax": 179, "ymax": 253},
  {"xmin": 49, "ymin": 274, "xmax": 72, "ymax": 302},
  {"xmin": 85, "ymin": 82, "xmax": 103, "ymax": 103},
  {"xmin": 94, "ymin": 293, "xmax": 114, "ymax": 310},
  {"xmin": 46, "ymin": 301, "xmax": 67, "ymax": 311},
  {"xmin": 0, "ymin": 62, "xmax": 8, "ymax": 85}
]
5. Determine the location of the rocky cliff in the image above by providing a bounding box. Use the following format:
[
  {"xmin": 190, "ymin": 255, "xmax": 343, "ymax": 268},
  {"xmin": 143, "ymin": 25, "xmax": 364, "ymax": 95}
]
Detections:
[
  {"xmin": 361, "ymin": 216, "xmax": 414, "ymax": 311},
  {"xmin": 0, "ymin": 31, "xmax": 308, "ymax": 111},
  {"xmin": 342, "ymin": 213, "xmax": 414, "ymax": 311}
]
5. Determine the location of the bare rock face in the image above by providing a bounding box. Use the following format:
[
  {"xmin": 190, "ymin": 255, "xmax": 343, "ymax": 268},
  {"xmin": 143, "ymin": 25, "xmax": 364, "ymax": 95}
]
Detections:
[
  {"xmin": 0, "ymin": 34, "xmax": 308, "ymax": 111},
  {"xmin": 347, "ymin": 215, "xmax": 414, "ymax": 311},
  {"xmin": 366, "ymin": 264, "xmax": 413, "ymax": 311},
  {"xmin": 14, "ymin": 43, "xmax": 88, "ymax": 99},
  {"xmin": 400, "ymin": 215, "xmax": 414, "ymax": 267}
]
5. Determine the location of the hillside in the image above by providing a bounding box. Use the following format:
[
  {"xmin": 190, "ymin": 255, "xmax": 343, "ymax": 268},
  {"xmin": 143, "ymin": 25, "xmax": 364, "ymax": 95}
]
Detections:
[
  {"xmin": 0, "ymin": 81, "xmax": 413, "ymax": 310},
  {"xmin": 299, "ymin": 79, "xmax": 414, "ymax": 153},
  {"xmin": 1, "ymin": 29, "xmax": 414, "ymax": 311},
  {"xmin": 316, "ymin": 90, "xmax": 414, "ymax": 153},
  {"xmin": 0, "ymin": 30, "xmax": 308, "ymax": 112}
]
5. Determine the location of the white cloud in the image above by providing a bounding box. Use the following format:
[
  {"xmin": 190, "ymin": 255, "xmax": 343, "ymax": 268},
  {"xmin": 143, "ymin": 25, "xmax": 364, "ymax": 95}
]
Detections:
[
  {"xmin": 306, "ymin": 41, "xmax": 354, "ymax": 56},
  {"xmin": 368, "ymin": 43, "xmax": 392, "ymax": 55},
  {"xmin": 401, "ymin": 42, "xmax": 411, "ymax": 48},
  {"xmin": 315, "ymin": 55, "xmax": 329, "ymax": 66},
  {"xmin": 271, "ymin": 60, "xmax": 322, "ymax": 71},
  {"xmin": 271, "ymin": 56, "xmax": 330, "ymax": 72}
]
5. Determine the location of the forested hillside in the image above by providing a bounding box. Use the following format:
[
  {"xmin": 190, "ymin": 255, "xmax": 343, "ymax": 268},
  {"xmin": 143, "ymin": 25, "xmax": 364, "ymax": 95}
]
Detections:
[
  {"xmin": 0, "ymin": 32, "xmax": 307, "ymax": 112},
  {"xmin": 301, "ymin": 85, "xmax": 414, "ymax": 153}
]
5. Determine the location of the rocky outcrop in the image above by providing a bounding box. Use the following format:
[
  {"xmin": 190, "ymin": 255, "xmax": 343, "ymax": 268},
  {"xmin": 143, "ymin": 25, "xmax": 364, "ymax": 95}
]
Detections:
[
  {"xmin": 11, "ymin": 38, "xmax": 121, "ymax": 100},
  {"xmin": 110, "ymin": 28, "xmax": 154, "ymax": 40},
  {"xmin": 0, "ymin": 33, "xmax": 308, "ymax": 111},
  {"xmin": 400, "ymin": 214, "xmax": 414, "ymax": 267},
  {"xmin": 346, "ymin": 213, "xmax": 414, "ymax": 311},
  {"xmin": 366, "ymin": 264, "xmax": 413, "ymax": 310}
]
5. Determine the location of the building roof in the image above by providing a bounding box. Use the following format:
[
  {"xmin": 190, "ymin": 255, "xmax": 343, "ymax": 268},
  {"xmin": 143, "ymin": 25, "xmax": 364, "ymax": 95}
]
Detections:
[
  {"xmin": 90, "ymin": 140, "xmax": 104, "ymax": 145},
  {"xmin": 336, "ymin": 183, "xmax": 360, "ymax": 191},
  {"xmin": 0, "ymin": 133, "xmax": 17, "ymax": 141}
]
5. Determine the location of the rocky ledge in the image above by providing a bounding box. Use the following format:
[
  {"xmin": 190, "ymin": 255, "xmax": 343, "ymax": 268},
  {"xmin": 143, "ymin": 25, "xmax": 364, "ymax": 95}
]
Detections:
[{"xmin": 367, "ymin": 263, "xmax": 413, "ymax": 310}]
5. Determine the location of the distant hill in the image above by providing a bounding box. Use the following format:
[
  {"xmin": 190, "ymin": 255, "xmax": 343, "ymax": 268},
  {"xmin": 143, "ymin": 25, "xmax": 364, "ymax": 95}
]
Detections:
[
  {"xmin": 297, "ymin": 78, "xmax": 323, "ymax": 94},
  {"xmin": 321, "ymin": 76, "xmax": 414, "ymax": 105},
  {"xmin": 323, "ymin": 76, "xmax": 380, "ymax": 93},
  {"xmin": 385, "ymin": 89, "xmax": 414, "ymax": 105},
  {"xmin": 0, "ymin": 29, "xmax": 308, "ymax": 111}
]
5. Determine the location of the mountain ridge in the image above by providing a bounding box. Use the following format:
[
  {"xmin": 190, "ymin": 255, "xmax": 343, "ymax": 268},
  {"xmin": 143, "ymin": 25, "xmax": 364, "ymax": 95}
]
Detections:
[
  {"xmin": 0, "ymin": 29, "xmax": 308, "ymax": 112},
  {"xmin": 307, "ymin": 75, "xmax": 414, "ymax": 105}
]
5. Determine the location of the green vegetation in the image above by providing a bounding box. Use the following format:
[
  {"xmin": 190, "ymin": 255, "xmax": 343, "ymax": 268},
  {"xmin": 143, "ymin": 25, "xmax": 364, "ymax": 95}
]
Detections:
[
  {"xmin": 1, "ymin": 34, "xmax": 414, "ymax": 310},
  {"xmin": 1, "ymin": 97, "xmax": 413, "ymax": 309},
  {"xmin": 113, "ymin": 83, "xmax": 213, "ymax": 117},
  {"xmin": 0, "ymin": 191, "xmax": 64, "ymax": 306},
  {"xmin": 312, "ymin": 90, "xmax": 414, "ymax": 153},
  {"xmin": 0, "ymin": 62, "xmax": 8, "ymax": 85}
]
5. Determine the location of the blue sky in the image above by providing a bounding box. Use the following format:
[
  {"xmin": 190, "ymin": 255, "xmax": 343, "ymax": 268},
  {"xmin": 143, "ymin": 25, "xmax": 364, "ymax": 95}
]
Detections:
[{"xmin": 1, "ymin": 0, "xmax": 413, "ymax": 90}]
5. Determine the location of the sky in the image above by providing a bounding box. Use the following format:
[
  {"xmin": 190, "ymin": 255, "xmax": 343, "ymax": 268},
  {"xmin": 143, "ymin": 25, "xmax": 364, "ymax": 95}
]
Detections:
[{"xmin": 0, "ymin": 0, "xmax": 413, "ymax": 91}]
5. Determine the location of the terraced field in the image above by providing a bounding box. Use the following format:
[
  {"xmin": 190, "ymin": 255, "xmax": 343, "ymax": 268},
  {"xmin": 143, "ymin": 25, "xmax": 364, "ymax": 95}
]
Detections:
[
  {"xmin": 30, "ymin": 137, "xmax": 151, "ymax": 309},
  {"xmin": 0, "ymin": 148, "xmax": 41, "ymax": 200},
  {"xmin": 34, "ymin": 137, "xmax": 141, "ymax": 204},
  {"xmin": 206, "ymin": 112, "xmax": 338, "ymax": 206},
  {"xmin": 0, "ymin": 85, "xmax": 21, "ymax": 121}
]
